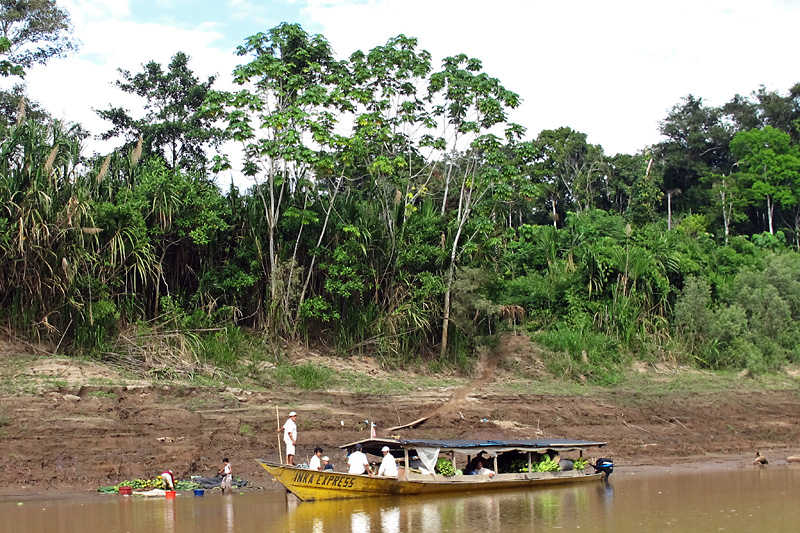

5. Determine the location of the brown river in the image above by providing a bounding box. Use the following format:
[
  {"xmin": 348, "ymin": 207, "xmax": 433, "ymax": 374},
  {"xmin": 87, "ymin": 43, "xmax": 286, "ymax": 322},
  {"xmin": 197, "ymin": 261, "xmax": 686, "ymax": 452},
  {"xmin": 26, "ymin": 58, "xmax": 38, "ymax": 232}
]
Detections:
[{"xmin": 2, "ymin": 467, "xmax": 797, "ymax": 532}]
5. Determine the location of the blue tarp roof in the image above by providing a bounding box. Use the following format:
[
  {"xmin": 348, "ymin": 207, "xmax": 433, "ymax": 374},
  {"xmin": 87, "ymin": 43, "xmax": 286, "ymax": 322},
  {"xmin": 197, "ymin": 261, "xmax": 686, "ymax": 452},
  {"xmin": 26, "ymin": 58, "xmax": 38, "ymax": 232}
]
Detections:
[{"xmin": 341, "ymin": 437, "xmax": 606, "ymax": 455}]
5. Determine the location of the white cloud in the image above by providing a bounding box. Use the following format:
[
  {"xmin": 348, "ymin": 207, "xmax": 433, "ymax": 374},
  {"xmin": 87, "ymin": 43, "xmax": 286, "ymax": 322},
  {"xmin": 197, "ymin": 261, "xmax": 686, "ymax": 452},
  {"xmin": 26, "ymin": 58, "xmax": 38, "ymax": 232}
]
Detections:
[
  {"xmin": 7, "ymin": 0, "xmax": 798, "ymax": 180},
  {"xmin": 14, "ymin": 3, "xmax": 240, "ymax": 159},
  {"xmin": 301, "ymin": 0, "xmax": 800, "ymax": 154}
]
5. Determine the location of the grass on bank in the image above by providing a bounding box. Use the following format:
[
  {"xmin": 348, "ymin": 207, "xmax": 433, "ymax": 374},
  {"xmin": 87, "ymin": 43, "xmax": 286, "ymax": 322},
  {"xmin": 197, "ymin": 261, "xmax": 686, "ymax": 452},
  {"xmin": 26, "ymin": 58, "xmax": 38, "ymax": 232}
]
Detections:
[{"xmin": 1, "ymin": 324, "xmax": 798, "ymax": 397}]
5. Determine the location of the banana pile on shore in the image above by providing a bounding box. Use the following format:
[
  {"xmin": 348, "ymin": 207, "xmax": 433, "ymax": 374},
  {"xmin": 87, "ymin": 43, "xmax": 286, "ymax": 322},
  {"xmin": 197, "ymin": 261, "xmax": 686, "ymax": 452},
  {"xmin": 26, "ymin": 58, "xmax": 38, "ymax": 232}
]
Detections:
[{"xmin": 97, "ymin": 478, "xmax": 200, "ymax": 493}]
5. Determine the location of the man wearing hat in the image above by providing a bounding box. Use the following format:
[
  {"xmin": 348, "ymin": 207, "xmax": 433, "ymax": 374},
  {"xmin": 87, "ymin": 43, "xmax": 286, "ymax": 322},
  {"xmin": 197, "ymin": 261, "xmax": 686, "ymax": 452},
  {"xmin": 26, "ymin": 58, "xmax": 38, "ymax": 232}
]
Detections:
[
  {"xmin": 278, "ymin": 412, "xmax": 298, "ymax": 465},
  {"xmin": 322, "ymin": 456, "xmax": 334, "ymax": 470},
  {"xmin": 378, "ymin": 446, "xmax": 398, "ymax": 477},
  {"xmin": 347, "ymin": 443, "xmax": 373, "ymax": 476}
]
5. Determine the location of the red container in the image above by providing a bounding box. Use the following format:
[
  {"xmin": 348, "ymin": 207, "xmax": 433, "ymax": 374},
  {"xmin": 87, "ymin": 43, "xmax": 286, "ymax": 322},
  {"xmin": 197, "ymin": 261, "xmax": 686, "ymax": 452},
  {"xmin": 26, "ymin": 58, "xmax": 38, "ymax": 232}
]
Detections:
[
  {"xmin": 118, "ymin": 486, "xmax": 132, "ymax": 495},
  {"xmin": 165, "ymin": 490, "xmax": 176, "ymax": 499}
]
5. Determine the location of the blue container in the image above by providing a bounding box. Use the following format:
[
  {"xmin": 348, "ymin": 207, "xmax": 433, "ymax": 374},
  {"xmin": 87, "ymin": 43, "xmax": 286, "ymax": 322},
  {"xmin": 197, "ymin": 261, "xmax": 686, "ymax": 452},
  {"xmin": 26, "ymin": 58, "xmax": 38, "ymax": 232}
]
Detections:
[{"xmin": 193, "ymin": 489, "xmax": 204, "ymax": 496}]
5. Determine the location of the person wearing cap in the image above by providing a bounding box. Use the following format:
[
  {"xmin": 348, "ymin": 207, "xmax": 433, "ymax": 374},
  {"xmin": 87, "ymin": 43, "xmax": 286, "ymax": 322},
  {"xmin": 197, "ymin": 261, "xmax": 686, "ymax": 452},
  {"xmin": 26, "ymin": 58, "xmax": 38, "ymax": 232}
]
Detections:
[
  {"xmin": 309, "ymin": 447, "xmax": 323, "ymax": 471},
  {"xmin": 347, "ymin": 443, "xmax": 373, "ymax": 476},
  {"xmin": 278, "ymin": 412, "xmax": 298, "ymax": 465},
  {"xmin": 322, "ymin": 456, "xmax": 334, "ymax": 470},
  {"xmin": 378, "ymin": 445, "xmax": 398, "ymax": 477}
]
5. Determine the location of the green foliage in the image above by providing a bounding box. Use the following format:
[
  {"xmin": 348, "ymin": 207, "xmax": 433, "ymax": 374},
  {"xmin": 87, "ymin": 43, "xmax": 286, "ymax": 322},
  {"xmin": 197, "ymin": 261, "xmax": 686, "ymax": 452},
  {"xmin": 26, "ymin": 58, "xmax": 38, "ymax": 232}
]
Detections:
[
  {"xmin": 276, "ymin": 362, "xmax": 335, "ymax": 390},
  {"xmin": 73, "ymin": 297, "xmax": 119, "ymax": 353},
  {"xmin": 508, "ymin": 454, "xmax": 562, "ymax": 472},
  {"xmin": 534, "ymin": 455, "xmax": 561, "ymax": 472},
  {"xmin": 199, "ymin": 327, "xmax": 250, "ymax": 368},
  {"xmin": 534, "ymin": 320, "xmax": 625, "ymax": 385},
  {"xmin": 674, "ymin": 252, "xmax": 800, "ymax": 373},
  {"xmin": 97, "ymin": 52, "xmax": 224, "ymax": 171},
  {"xmin": 435, "ymin": 458, "xmax": 455, "ymax": 476},
  {"xmin": 5, "ymin": 21, "xmax": 800, "ymax": 379},
  {"xmin": 0, "ymin": 0, "xmax": 78, "ymax": 77}
]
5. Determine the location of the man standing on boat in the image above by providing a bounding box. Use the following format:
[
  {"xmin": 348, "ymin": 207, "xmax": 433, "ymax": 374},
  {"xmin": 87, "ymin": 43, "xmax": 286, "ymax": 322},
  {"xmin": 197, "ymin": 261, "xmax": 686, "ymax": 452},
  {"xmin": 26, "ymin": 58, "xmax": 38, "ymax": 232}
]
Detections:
[
  {"xmin": 378, "ymin": 446, "xmax": 398, "ymax": 477},
  {"xmin": 278, "ymin": 412, "xmax": 298, "ymax": 465},
  {"xmin": 348, "ymin": 444, "xmax": 373, "ymax": 476}
]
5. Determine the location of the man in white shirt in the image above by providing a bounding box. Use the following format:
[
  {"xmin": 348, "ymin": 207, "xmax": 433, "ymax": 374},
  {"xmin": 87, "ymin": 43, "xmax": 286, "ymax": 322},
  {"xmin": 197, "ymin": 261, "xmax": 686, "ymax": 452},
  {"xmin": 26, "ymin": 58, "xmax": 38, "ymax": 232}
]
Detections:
[
  {"xmin": 278, "ymin": 412, "xmax": 298, "ymax": 465},
  {"xmin": 347, "ymin": 444, "xmax": 373, "ymax": 476},
  {"xmin": 473, "ymin": 458, "xmax": 495, "ymax": 478},
  {"xmin": 308, "ymin": 447, "xmax": 323, "ymax": 471},
  {"xmin": 378, "ymin": 446, "xmax": 398, "ymax": 477}
]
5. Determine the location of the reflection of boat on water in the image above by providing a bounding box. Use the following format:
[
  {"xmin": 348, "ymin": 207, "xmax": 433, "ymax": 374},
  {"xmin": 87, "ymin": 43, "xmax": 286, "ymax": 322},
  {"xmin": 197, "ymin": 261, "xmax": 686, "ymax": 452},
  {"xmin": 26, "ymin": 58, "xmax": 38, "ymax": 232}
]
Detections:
[
  {"xmin": 257, "ymin": 437, "xmax": 611, "ymax": 502},
  {"xmin": 278, "ymin": 483, "xmax": 611, "ymax": 532}
]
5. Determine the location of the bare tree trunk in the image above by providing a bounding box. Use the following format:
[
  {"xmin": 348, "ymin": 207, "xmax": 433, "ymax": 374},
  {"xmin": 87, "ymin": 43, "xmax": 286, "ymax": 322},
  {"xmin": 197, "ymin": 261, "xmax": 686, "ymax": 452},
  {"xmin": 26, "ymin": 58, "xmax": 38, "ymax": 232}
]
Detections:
[
  {"xmin": 767, "ymin": 195, "xmax": 775, "ymax": 234},
  {"xmin": 667, "ymin": 192, "xmax": 672, "ymax": 231}
]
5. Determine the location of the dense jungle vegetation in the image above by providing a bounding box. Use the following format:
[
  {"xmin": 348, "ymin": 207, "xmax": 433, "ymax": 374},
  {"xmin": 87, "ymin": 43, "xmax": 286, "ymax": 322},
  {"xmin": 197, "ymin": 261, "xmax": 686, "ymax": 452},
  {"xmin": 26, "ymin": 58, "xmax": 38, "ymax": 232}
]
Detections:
[{"xmin": 3, "ymin": 4, "xmax": 800, "ymax": 382}]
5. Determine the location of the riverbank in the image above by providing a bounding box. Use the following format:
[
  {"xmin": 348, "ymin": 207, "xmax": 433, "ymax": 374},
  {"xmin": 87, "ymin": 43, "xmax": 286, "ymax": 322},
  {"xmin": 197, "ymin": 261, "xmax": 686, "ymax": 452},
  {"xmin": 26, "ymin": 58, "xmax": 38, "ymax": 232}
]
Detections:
[{"xmin": 1, "ymin": 334, "xmax": 799, "ymax": 496}]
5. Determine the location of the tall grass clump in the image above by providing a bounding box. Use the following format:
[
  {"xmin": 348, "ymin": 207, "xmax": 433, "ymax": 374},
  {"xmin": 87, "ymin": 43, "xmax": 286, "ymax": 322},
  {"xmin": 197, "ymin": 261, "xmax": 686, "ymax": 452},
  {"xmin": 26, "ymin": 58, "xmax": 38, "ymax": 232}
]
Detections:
[
  {"xmin": 198, "ymin": 326, "xmax": 250, "ymax": 368},
  {"xmin": 277, "ymin": 362, "xmax": 335, "ymax": 390},
  {"xmin": 533, "ymin": 318, "xmax": 625, "ymax": 385}
]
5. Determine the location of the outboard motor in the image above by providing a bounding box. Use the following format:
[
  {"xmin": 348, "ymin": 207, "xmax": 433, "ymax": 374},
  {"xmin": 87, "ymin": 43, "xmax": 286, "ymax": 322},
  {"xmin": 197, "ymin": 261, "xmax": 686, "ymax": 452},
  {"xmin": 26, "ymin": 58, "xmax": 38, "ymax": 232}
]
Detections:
[{"xmin": 593, "ymin": 458, "xmax": 614, "ymax": 478}]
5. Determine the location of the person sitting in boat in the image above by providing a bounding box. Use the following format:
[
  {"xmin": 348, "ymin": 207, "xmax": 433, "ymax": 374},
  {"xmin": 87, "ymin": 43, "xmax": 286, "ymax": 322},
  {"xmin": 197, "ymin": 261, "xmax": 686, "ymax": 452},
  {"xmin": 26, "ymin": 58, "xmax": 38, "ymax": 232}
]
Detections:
[
  {"xmin": 321, "ymin": 456, "xmax": 334, "ymax": 470},
  {"xmin": 472, "ymin": 458, "xmax": 495, "ymax": 478},
  {"xmin": 309, "ymin": 447, "xmax": 323, "ymax": 471},
  {"xmin": 347, "ymin": 444, "xmax": 374, "ymax": 476},
  {"xmin": 378, "ymin": 446, "xmax": 399, "ymax": 477}
]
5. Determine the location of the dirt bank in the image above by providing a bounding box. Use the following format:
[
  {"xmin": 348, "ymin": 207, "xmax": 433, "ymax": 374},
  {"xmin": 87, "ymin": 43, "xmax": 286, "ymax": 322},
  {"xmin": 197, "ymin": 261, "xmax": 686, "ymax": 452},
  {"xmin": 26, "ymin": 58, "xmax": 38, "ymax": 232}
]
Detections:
[{"xmin": 1, "ymin": 334, "xmax": 799, "ymax": 496}]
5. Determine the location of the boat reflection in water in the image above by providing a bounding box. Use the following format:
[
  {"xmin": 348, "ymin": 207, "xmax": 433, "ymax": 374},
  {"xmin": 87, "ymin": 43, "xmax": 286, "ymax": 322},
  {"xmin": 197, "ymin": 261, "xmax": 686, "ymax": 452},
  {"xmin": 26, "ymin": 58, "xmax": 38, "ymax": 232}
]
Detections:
[{"xmin": 281, "ymin": 481, "xmax": 614, "ymax": 533}]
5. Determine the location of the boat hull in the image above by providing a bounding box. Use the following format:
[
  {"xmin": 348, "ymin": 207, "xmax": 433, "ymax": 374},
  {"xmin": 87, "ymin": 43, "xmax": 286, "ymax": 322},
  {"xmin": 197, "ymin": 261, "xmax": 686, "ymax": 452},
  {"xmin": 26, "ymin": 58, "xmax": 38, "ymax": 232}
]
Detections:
[{"xmin": 256, "ymin": 460, "xmax": 606, "ymax": 501}]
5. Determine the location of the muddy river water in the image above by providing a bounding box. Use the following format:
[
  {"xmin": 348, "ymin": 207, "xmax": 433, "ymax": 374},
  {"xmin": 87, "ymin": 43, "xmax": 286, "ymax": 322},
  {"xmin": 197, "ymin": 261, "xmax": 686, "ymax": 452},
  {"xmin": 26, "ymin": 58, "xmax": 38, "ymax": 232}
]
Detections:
[{"xmin": 2, "ymin": 467, "xmax": 798, "ymax": 533}]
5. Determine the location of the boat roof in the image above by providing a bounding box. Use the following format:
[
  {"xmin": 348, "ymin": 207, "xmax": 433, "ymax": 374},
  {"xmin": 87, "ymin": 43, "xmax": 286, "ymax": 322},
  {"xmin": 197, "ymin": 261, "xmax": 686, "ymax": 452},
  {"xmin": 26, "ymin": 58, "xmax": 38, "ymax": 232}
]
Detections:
[{"xmin": 340, "ymin": 437, "xmax": 606, "ymax": 456}]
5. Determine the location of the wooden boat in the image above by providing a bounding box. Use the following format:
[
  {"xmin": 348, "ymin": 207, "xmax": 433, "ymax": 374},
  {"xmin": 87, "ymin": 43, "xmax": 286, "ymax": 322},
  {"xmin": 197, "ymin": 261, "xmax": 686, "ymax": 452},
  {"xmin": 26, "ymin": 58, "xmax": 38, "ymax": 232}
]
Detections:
[{"xmin": 257, "ymin": 437, "xmax": 611, "ymax": 501}]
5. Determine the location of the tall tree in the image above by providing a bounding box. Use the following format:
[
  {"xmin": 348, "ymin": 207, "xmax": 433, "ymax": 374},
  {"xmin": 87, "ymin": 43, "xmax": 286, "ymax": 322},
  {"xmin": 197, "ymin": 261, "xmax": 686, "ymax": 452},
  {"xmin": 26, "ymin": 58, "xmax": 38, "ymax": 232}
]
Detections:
[
  {"xmin": 723, "ymin": 85, "xmax": 800, "ymax": 142},
  {"xmin": 427, "ymin": 53, "xmax": 521, "ymax": 356},
  {"xmin": 0, "ymin": 0, "xmax": 77, "ymax": 77},
  {"xmin": 205, "ymin": 23, "xmax": 343, "ymax": 334},
  {"xmin": 531, "ymin": 127, "xmax": 605, "ymax": 222},
  {"xmin": 97, "ymin": 52, "xmax": 223, "ymax": 172},
  {"xmin": 656, "ymin": 95, "xmax": 733, "ymax": 214},
  {"xmin": 702, "ymin": 171, "xmax": 749, "ymax": 245},
  {"xmin": 730, "ymin": 126, "xmax": 800, "ymax": 234}
]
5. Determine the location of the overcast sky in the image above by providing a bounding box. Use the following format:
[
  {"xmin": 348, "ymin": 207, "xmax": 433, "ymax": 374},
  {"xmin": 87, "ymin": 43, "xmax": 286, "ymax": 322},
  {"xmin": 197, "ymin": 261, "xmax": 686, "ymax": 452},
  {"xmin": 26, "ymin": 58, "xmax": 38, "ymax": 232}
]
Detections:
[{"xmin": 6, "ymin": 0, "xmax": 800, "ymax": 171}]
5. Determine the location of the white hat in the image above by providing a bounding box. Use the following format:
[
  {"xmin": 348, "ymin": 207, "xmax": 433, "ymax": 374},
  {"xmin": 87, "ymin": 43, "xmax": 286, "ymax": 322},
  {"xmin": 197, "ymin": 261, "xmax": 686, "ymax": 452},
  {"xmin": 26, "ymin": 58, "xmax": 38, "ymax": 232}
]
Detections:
[
  {"xmin": 381, "ymin": 446, "xmax": 391, "ymax": 452},
  {"xmin": 289, "ymin": 411, "xmax": 297, "ymax": 416},
  {"xmin": 322, "ymin": 456, "xmax": 330, "ymax": 461}
]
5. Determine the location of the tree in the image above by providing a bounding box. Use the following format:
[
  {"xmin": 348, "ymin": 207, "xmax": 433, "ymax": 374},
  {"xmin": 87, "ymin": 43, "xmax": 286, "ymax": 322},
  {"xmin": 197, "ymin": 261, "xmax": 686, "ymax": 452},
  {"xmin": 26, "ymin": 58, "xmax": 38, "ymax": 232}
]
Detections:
[
  {"xmin": 730, "ymin": 126, "xmax": 800, "ymax": 234},
  {"xmin": 205, "ymin": 23, "xmax": 343, "ymax": 334},
  {"xmin": 0, "ymin": 0, "xmax": 77, "ymax": 77},
  {"xmin": 531, "ymin": 127, "xmax": 605, "ymax": 221},
  {"xmin": 605, "ymin": 152, "xmax": 663, "ymax": 224},
  {"xmin": 0, "ymin": 84, "xmax": 49, "ymax": 129},
  {"xmin": 656, "ymin": 95, "xmax": 733, "ymax": 213},
  {"xmin": 702, "ymin": 171, "xmax": 749, "ymax": 245},
  {"xmin": 427, "ymin": 53, "xmax": 521, "ymax": 356},
  {"xmin": 723, "ymin": 85, "xmax": 800, "ymax": 143},
  {"xmin": 97, "ymin": 52, "xmax": 224, "ymax": 172}
]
